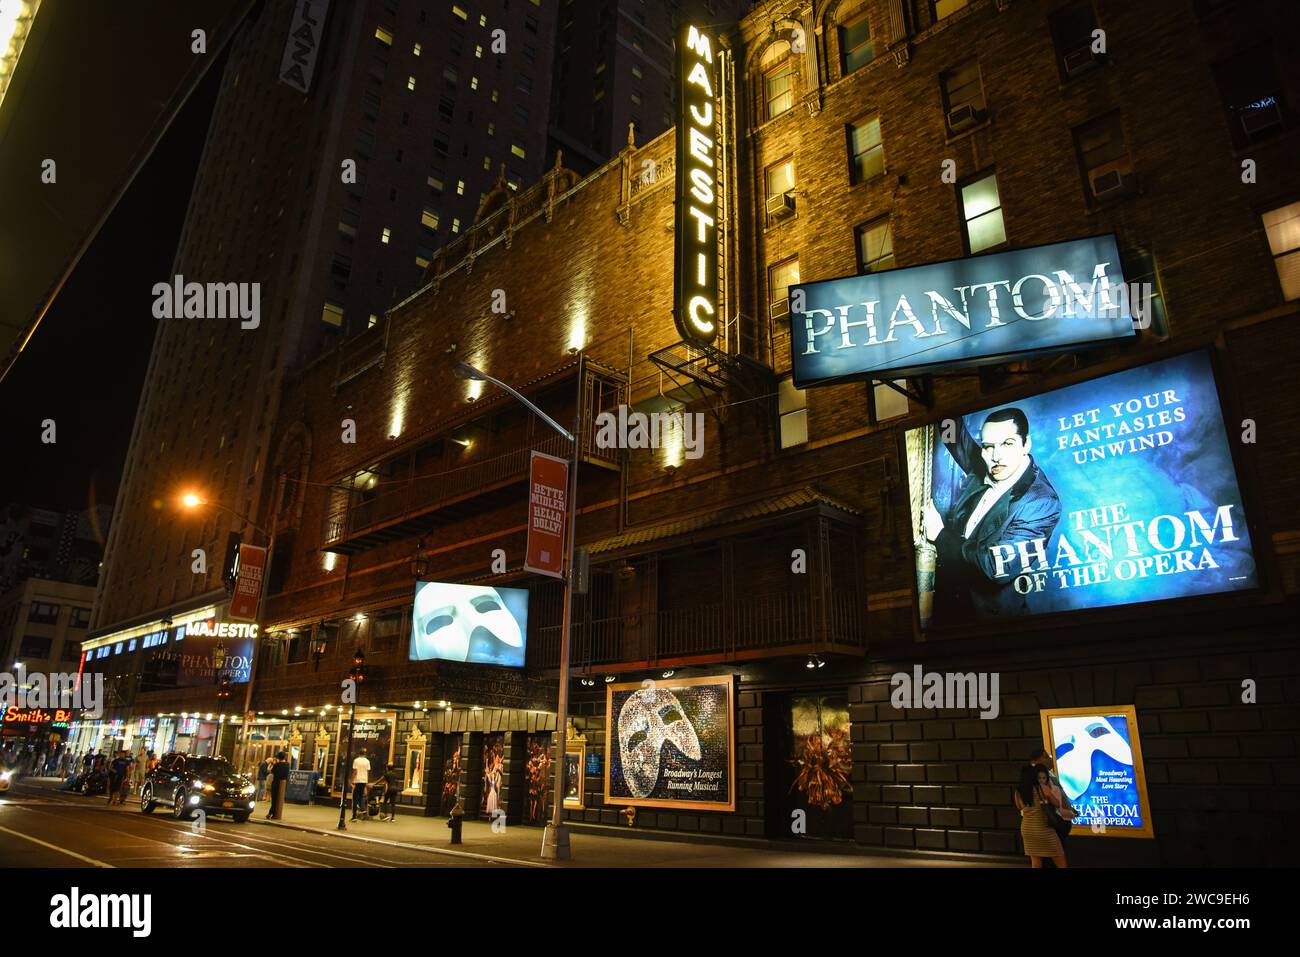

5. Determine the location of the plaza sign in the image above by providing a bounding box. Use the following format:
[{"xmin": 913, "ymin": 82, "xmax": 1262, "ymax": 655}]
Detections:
[
  {"xmin": 673, "ymin": 23, "xmax": 720, "ymax": 344},
  {"xmin": 279, "ymin": 0, "xmax": 331, "ymax": 94},
  {"xmin": 790, "ymin": 234, "xmax": 1137, "ymax": 387}
]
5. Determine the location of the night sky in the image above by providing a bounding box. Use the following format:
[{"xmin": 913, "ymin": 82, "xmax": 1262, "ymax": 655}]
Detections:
[{"xmin": 0, "ymin": 46, "xmax": 228, "ymax": 514}]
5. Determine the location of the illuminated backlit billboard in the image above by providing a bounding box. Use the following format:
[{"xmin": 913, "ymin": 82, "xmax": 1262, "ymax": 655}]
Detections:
[
  {"xmin": 409, "ymin": 582, "xmax": 529, "ymax": 667},
  {"xmin": 904, "ymin": 351, "xmax": 1257, "ymax": 629},
  {"xmin": 1040, "ymin": 705, "xmax": 1154, "ymax": 838}
]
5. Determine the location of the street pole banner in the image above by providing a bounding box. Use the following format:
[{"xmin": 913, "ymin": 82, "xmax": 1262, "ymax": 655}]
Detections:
[
  {"xmin": 229, "ymin": 542, "xmax": 267, "ymax": 621},
  {"xmin": 525, "ymin": 450, "xmax": 568, "ymax": 579}
]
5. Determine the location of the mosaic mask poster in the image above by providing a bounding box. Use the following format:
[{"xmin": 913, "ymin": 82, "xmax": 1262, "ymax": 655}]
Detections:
[
  {"xmin": 409, "ymin": 581, "xmax": 529, "ymax": 667},
  {"xmin": 480, "ymin": 733, "xmax": 505, "ymax": 818},
  {"xmin": 523, "ymin": 732, "xmax": 552, "ymax": 824},
  {"xmin": 605, "ymin": 675, "xmax": 735, "ymax": 811},
  {"xmin": 1040, "ymin": 705, "xmax": 1154, "ymax": 839},
  {"xmin": 788, "ymin": 695, "xmax": 854, "ymax": 832},
  {"xmin": 904, "ymin": 351, "xmax": 1257, "ymax": 629}
]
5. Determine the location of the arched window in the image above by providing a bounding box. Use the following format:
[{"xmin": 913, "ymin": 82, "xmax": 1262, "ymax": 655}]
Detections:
[{"xmin": 760, "ymin": 41, "xmax": 796, "ymax": 121}]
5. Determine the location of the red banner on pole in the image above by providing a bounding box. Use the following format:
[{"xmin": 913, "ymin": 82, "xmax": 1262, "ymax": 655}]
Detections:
[
  {"xmin": 229, "ymin": 542, "xmax": 267, "ymax": 621},
  {"xmin": 525, "ymin": 451, "xmax": 568, "ymax": 579}
]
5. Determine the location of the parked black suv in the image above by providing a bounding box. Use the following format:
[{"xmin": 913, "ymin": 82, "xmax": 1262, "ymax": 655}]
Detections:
[{"xmin": 141, "ymin": 753, "xmax": 256, "ymax": 822}]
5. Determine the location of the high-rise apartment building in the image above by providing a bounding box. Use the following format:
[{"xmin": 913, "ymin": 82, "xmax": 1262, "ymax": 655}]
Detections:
[
  {"xmin": 548, "ymin": 0, "xmax": 752, "ymax": 172},
  {"xmin": 87, "ymin": 0, "xmax": 559, "ymax": 748}
]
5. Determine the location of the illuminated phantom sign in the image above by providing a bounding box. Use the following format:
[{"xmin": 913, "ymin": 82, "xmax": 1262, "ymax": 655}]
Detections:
[
  {"xmin": 673, "ymin": 23, "xmax": 721, "ymax": 344},
  {"xmin": 791, "ymin": 235, "xmax": 1137, "ymax": 387}
]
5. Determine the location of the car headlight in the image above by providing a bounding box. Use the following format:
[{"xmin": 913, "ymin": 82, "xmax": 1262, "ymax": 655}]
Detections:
[
  {"xmin": 241, "ymin": 784, "xmax": 255, "ymax": 796},
  {"xmin": 0, "ymin": 771, "xmax": 10, "ymax": 782}
]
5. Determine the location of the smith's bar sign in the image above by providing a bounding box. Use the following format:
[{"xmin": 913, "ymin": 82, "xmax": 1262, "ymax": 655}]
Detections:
[
  {"xmin": 673, "ymin": 23, "xmax": 720, "ymax": 344},
  {"xmin": 790, "ymin": 234, "xmax": 1137, "ymax": 387}
]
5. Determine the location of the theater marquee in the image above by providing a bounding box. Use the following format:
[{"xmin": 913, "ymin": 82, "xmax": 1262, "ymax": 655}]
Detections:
[
  {"xmin": 673, "ymin": 23, "xmax": 721, "ymax": 345},
  {"xmin": 791, "ymin": 234, "xmax": 1137, "ymax": 386}
]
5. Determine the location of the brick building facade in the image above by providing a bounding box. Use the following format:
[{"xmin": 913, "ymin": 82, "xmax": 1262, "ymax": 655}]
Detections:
[{"xmin": 88, "ymin": 0, "xmax": 1300, "ymax": 865}]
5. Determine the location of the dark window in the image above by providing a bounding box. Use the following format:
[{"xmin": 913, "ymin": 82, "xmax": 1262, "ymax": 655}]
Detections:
[
  {"xmin": 361, "ymin": 90, "xmax": 381, "ymax": 119},
  {"xmin": 839, "ymin": 14, "xmax": 873, "ymax": 75},
  {"xmin": 1123, "ymin": 247, "xmax": 1170, "ymax": 337},
  {"xmin": 1073, "ymin": 111, "xmax": 1134, "ymax": 204},
  {"xmin": 28, "ymin": 602, "xmax": 59, "ymax": 624},
  {"xmin": 1049, "ymin": 3, "xmax": 1103, "ymax": 81},
  {"xmin": 354, "ymin": 129, "xmax": 375, "ymax": 158},
  {"xmin": 1214, "ymin": 47, "xmax": 1287, "ymax": 146},
  {"xmin": 941, "ymin": 60, "xmax": 985, "ymax": 134},
  {"xmin": 19, "ymin": 636, "xmax": 53, "ymax": 659},
  {"xmin": 368, "ymin": 54, "xmax": 388, "ymax": 83},
  {"xmin": 331, "ymin": 253, "xmax": 353, "ymax": 283},
  {"xmin": 70, "ymin": 607, "xmax": 92, "ymax": 628}
]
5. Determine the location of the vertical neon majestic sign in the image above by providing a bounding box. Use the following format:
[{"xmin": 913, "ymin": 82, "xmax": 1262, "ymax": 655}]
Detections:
[{"xmin": 674, "ymin": 23, "xmax": 720, "ymax": 344}]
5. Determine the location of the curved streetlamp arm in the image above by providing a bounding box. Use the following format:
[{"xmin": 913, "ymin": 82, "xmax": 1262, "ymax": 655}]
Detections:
[{"xmin": 470, "ymin": 368, "xmax": 576, "ymax": 445}]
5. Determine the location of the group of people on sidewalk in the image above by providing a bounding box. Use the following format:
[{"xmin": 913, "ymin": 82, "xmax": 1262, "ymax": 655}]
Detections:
[
  {"xmin": 1015, "ymin": 746, "xmax": 1076, "ymax": 868},
  {"xmin": 252, "ymin": 752, "xmax": 293, "ymax": 819},
  {"xmin": 347, "ymin": 747, "xmax": 402, "ymax": 822}
]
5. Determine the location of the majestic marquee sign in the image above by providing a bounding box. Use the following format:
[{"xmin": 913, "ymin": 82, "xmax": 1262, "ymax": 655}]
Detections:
[
  {"xmin": 605, "ymin": 675, "xmax": 735, "ymax": 811},
  {"xmin": 790, "ymin": 235, "xmax": 1137, "ymax": 387},
  {"xmin": 673, "ymin": 23, "xmax": 721, "ymax": 344},
  {"xmin": 904, "ymin": 351, "xmax": 1258, "ymax": 629},
  {"xmin": 1040, "ymin": 705, "xmax": 1154, "ymax": 838},
  {"xmin": 279, "ymin": 0, "xmax": 331, "ymax": 94},
  {"xmin": 183, "ymin": 620, "xmax": 258, "ymax": 639}
]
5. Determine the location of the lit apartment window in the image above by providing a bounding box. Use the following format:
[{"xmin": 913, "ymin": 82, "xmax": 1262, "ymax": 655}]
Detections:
[
  {"xmin": 942, "ymin": 60, "xmax": 986, "ymax": 134},
  {"xmin": 933, "ymin": 0, "xmax": 970, "ymax": 20},
  {"xmin": 856, "ymin": 217, "xmax": 894, "ymax": 273},
  {"xmin": 870, "ymin": 381, "xmax": 909, "ymax": 422},
  {"xmin": 322, "ymin": 302, "xmax": 345, "ymax": 327},
  {"xmin": 421, "ymin": 208, "xmax": 439, "ymax": 230},
  {"xmin": 456, "ymin": 179, "xmax": 465, "ymax": 195},
  {"xmin": 491, "ymin": 88, "xmax": 499, "ymax": 102},
  {"xmin": 451, "ymin": 218, "xmax": 461, "ymax": 233},
  {"xmin": 483, "ymin": 155, "xmax": 491, "ymax": 170},
  {"xmin": 1263, "ymin": 202, "xmax": 1300, "ymax": 300},
  {"xmin": 471, "ymin": 76, "xmax": 479, "ymax": 90},
  {"xmin": 764, "ymin": 157, "xmax": 795, "ymax": 224},
  {"xmin": 769, "ymin": 256, "xmax": 800, "ymax": 320},
  {"xmin": 1214, "ymin": 47, "xmax": 1287, "ymax": 147},
  {"xmin": 631, "ymin": 90, "xmax": 642, "ymax": 105},
  {"xmin": 452, "ymin": 4, "xmax": 468, "ymax": 20},
  {"xmin": 368, "ymin": 314, "xmax": 379, "ymax": 328},
  {"xmin": 428, "ymin": 172, "xmax": 445, "ymax": 193},
  {"xmin": 479, "ymin": 14, "xmax": 487, "ymax": 27},
  {"xmin": 475, "ymin": 44, "xmax": 483, "ymax": 58},
  {"xmin": 960, "ymin": 172, "xmax": 1006, "ymax": 253},
  {"xmin": 840, "ymin": 14, "xmax": 873, "ymax": 75},
  {"xmin": 632, "ymin": 65, "xmax": 642, "ymax": 79},
  {"xmin": 596, "ymin": 61, "xmax": 606, "ymax": 74},
  {"xmin": 381, "ymin": 226, "xmax": 391, "ymax": 244},
  {"xmin": 413, "ymin": 42, "xmax": 422, "ymax": 56},
  {"xmin": 1073, "ymin": 111, "xmax": 1134, "ymax": 204},
  {"xmin": 407, "ymin": 75, "xmax": 416, "ymax": 91},
  {"xmin": 375, "ymin": 26, "xmax": 394, "ymax": 46},
  {"xmin": 511, "ymin": 140, "xmax": 527, "ymax": 159},
  {"xmin": 764, "ymin": 54, "xmax": 795, "ymax": 120},
  {"xmin": 778, "ymin": 378, "xmax": 808, "ymax": 448},
  {"xmin": 848, "ymin": 116, "xmax": 884, "ymax": 183}
]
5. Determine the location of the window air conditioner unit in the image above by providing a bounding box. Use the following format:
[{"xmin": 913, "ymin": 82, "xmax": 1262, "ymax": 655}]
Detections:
[
  {"xmin": 1062, "ymin": 46, "xmax": 1098, "ymax": 77},
  {"xmin": 770, "ymin": 298, "xmax": 791, "ymax": 321},
  {"xmin": 1241, "ymin": 103, "xmax": 1283, "ymax": 139},
  {"xmin": 766, "ymin": 191, "xmax": 796, "ymax": 220},
  {"xmin": 1089, "ymin": 161, "xmax": 1132, "ymax": 199},
  {"xmin": 947, "ymin": 104, "xmax": 982, "ymax": 133}
]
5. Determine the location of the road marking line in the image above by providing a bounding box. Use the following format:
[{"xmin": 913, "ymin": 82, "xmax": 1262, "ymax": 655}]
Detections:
[{"xmin": 0, "ymin": 822, "xmax": 114, "ymax": 867}]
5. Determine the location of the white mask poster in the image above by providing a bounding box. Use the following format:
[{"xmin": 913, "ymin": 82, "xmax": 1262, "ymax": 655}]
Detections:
[
  {"xmin": 604, "ymin": 675, "xmax": 735, "ymax": 811},
  {"xmin": 409, "ymin": 582, "xmax": 529, "ymax": 667}
]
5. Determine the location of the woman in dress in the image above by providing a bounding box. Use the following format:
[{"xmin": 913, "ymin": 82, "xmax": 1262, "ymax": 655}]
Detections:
[{"xmin": 1015, "ymin": 763, "xmax": 1067, "ymax": 868}]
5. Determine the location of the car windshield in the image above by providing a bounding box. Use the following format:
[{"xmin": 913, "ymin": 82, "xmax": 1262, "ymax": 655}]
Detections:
[{"xmin": 186, "ymin": 758, "xmax": 236, "ymax": 777}]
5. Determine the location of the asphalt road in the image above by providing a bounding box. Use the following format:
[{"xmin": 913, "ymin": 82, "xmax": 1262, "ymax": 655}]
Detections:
[{"xmin": 0, "ymin": 778, "xmax": 506, "ymax": 868}]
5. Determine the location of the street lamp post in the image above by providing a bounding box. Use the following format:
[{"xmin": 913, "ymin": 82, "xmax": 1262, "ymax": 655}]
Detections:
[
  {"xmin": 180, "ymin": 483, "xmax": 283, "ymax": 772},
  {"xmin": 452, "ymin": 357, "xmax": 582, "ymax": 860},
  {"xmin": 336, "ymin": 648, "xmax": 367, "ymax": 831}
]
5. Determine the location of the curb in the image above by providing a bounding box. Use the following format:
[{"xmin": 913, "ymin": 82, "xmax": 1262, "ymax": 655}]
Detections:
[{"xmin": 248, "ymin": 816, "xmax": 553, "ymax": 867}]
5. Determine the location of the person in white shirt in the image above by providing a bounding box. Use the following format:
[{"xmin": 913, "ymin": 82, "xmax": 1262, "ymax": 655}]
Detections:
[
  {"xmin": 922, "ymin": 407, "xmax": 1061, "ymax": 624},
  {"xmin": 350, "ymin": 747, "xmax": 371, "ymax": 821}
]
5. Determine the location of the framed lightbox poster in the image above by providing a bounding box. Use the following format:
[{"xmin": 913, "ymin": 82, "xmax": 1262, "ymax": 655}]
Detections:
[
  {"xmin": 1039, "ymin": 704, "xmax": 1154, "ymax": 839},
  {"xmin": 604, "ymin": 674, "xmax": 735, "ymax": 812}
]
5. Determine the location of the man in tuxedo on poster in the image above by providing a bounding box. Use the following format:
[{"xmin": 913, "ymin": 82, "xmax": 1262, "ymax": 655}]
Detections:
[{"xmin": 923, "ymin": 407, "xmax": 1062, "ymax": 625}]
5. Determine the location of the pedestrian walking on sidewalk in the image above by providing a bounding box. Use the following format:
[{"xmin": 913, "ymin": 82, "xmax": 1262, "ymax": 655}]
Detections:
[
  {"xmin": 257, "ymin": 755, "xmax": 272, "ymax": 801},
  {"xmin": 378, "ymin": 763, "xmax": 400, "ymax": 821},
  {"xmin": 1015, "ymin": 763, "xmax": 1067, "ymax": 869},
  {"xmin": 350, "ymin": 747, "xmax": 371, "ymax": 821},
  {"xmin": 107, "ymin": 750, "xmax": 132, "ymax": 806},
  {"xmin": 266, "ymin": 751, "xmax": 290, "ymax": 819}
]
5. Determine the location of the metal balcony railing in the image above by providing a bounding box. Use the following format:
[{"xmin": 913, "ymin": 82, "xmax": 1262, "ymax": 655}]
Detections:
[{"xmin": 527, "ymin": 590, "xmax": 865, "ymax": 670}]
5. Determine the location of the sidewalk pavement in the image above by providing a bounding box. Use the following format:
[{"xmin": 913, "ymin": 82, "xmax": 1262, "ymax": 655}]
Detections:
[{"xmin": 249, "ymin": 798, "xmax": 1019, "ymax": 868}]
